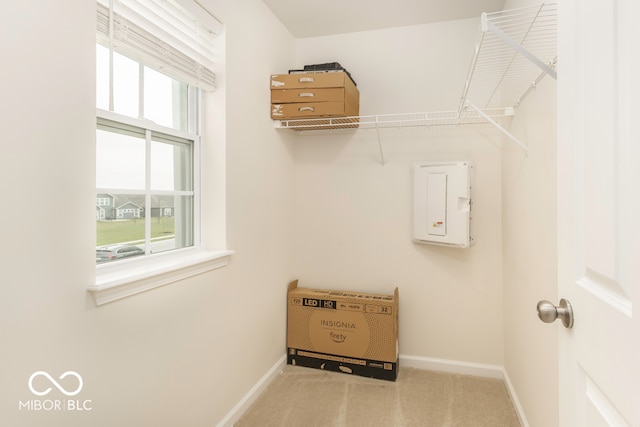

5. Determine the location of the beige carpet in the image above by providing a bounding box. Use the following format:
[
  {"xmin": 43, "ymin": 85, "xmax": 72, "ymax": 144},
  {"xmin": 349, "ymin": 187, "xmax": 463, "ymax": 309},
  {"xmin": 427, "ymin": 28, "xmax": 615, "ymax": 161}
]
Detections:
[{"xmin": 235, "ymin": 365, "xmax": 521, "ymax": 427}]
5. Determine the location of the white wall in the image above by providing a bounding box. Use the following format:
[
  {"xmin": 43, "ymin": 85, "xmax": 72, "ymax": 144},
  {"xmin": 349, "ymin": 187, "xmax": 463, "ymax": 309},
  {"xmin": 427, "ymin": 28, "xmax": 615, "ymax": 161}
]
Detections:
[
  {"xmin": 0, "ymin": 1, "xmax": 296, "ymax": 426},
  {"xmin": 0, "ymin": 0, "xmax": 558, "ymax": 425},
  {"xmin": 291, "ymin": 14, "xmax": 558, "ymax": 427},
  {"xmin": 501, "ymin": 0, "xmax": 559, "ymax": 426},
  {"xmin": 292, "ymin": 21, "xmax": 506, "ymax": 365},
  {"xmin": 502, "ymin": 78, "xmax": 558, "ymax": 427}
]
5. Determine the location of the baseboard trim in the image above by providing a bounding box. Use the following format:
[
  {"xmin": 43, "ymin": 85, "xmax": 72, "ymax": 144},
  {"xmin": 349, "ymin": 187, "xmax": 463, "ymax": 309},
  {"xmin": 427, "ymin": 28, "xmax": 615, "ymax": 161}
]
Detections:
[
  {"xmin": 501, "ymin": 368, "xmax": 530, "ymax": 427},
  {"xmin": 399, "ymin": 354, "xmax": 529, "ymax": 427},
  {"xmin": 217, "ymin": 353, "xmax": 529, "ymax": 427},
  {"xmin": 215, "ymin": 354, "xmax": 287, "ymax": 427},
  {"xmin": 399, "ymin": 354, "xmax": 504, "ymax": 378}
]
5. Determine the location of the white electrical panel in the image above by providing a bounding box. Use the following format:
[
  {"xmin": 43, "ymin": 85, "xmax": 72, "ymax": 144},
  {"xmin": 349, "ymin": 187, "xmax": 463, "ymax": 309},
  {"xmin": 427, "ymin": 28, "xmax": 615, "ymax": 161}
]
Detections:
[{"xmin": 413, "ymin": 161, "xmax": 473, "ymax": 248}]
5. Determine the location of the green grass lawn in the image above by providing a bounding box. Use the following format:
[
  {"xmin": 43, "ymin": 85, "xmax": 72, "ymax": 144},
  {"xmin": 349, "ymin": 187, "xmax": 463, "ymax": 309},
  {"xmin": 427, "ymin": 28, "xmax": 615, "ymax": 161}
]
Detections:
[{"xmin": 97, "ymin": 217, "xmax": 175, "ymax": 246}]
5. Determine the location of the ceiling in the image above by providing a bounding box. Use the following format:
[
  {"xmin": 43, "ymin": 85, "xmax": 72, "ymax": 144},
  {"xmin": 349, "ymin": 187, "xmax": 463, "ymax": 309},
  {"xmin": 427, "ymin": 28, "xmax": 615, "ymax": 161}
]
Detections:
[{"xmin": 262, "ymin": 0, "xmax": 507, "ymax": 38}]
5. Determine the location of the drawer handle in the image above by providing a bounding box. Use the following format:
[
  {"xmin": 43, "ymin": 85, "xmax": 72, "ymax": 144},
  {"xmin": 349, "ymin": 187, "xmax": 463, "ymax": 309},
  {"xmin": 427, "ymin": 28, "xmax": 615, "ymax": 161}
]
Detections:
[
  {"xmin": 298, "ymin": 107, "xmax": 315, "ymax": 112},
  {"xmin": 299, "ymin": 92, "xmax": 315, "ymax": 98},
  {"xmin": 299, "ymin": 77, "xmax": 315, "ymax": 83}
]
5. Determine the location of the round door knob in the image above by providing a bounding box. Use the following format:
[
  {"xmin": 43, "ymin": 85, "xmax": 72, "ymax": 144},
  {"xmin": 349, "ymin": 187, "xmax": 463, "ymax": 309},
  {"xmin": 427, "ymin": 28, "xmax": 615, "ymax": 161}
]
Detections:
[{"xmin": 537, "ymin": 299, "xmax": 574, "ymax": 329}]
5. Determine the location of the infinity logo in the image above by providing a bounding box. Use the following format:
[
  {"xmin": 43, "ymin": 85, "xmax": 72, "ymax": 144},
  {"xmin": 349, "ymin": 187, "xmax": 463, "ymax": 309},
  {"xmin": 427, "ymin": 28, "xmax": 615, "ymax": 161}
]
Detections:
[{"xmin": 28, "ymin": 371, "xmax": 83, "ymax": 397}]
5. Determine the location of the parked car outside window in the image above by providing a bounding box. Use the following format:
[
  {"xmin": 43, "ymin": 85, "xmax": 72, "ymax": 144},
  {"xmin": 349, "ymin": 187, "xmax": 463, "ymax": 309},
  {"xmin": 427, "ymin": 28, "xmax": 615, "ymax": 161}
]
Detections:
[{"xmin": 96, "ymin": 245, "xmax": 145, "ymax": 263}]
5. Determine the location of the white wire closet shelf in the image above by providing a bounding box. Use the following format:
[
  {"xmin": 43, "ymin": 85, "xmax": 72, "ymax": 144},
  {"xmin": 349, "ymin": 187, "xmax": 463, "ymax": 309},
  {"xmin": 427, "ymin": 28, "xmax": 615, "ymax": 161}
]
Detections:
[
  {"xmin": 274, "ymin": 2, "xmax": 557, "ymax": 158},
  {"xmin": 459, "ymin": 1, "xmax": 557, "ymax": 111},
  {"xmin": 273, "ymin": 107, "xmax": 514, "ymax": 131}
]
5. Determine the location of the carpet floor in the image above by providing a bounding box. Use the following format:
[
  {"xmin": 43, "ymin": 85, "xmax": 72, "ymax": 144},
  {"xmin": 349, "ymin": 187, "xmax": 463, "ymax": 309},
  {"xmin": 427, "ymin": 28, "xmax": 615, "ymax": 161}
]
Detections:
[{"xmin": 235, "ymin": 365, "xmax": 521, "ymax": 426}]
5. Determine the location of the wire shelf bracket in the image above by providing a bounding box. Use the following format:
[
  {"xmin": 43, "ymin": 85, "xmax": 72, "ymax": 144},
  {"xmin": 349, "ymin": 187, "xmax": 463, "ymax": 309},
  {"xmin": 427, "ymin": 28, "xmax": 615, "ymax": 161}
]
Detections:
[
  {"xmin": 483, "ymin": 15, "xmax": 556, "ymax": 80},
  {"xmin": 465, "ymin": 101, "xmax": 527, "ymax": 152},
  {"xmin": 459, "ymin": 2, "xmax": 558, "ymax": 114}
]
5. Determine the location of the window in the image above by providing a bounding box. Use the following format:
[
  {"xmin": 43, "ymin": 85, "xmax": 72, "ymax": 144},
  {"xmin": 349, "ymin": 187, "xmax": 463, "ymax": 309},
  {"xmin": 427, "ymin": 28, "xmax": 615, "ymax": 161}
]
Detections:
[
  {"xmin": 91, "ymin": 0, "xmax": 230, "ymax": 305},
  {"xmin": 95, "ymin": 53, "xmax": 198, "ymax": 263}
]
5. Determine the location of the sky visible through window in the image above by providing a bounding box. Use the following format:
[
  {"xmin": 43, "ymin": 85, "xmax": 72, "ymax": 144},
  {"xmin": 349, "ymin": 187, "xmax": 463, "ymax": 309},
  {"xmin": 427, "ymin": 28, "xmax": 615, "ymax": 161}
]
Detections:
[{"xmin": 96, "ymin": 44, "xmax": 180, "ymax": 191}]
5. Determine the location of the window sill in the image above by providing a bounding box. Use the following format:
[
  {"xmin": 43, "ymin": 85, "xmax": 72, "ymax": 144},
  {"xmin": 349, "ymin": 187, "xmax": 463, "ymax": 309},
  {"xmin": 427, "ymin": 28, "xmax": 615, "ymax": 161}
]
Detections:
[{"xmin": 88, "ymin": 249, "xmax": 234, "ymax": 306}]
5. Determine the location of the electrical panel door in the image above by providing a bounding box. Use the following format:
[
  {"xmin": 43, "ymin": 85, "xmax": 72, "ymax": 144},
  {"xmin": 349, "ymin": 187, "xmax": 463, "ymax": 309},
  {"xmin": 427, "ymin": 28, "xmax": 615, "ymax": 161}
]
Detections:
[{"xmin": 413, "ymin": 161, "xmax": 473, "ymax": 248}]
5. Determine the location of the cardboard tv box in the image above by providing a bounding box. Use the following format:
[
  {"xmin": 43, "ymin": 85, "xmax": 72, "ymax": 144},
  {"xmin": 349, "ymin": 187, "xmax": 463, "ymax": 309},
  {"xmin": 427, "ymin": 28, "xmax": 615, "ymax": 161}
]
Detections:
[{"xmin": 287, "ymin": 280, "xmax": 399, "ymax": 381}]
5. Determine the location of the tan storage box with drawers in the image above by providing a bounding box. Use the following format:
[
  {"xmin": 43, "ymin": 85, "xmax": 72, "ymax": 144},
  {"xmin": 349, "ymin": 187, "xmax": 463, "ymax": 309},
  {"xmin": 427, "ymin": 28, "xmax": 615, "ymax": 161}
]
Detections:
[{"xmin": 270, "ymin": 72, "xmax": 359, "ymax": 120}]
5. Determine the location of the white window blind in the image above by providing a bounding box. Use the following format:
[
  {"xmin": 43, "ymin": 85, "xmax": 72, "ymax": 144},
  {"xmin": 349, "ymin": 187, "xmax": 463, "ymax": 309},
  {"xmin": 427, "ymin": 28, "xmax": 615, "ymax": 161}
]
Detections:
[{"xmin": 96, "ymin": 0, "xmax": 221, "ymax": 91}]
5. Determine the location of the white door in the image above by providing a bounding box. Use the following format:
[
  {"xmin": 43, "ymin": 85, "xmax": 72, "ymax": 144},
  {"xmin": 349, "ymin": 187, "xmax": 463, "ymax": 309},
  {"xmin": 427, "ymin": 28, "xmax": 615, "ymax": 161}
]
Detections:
[{"xmin": 557, "ymin": 0, "xmax": 640, "ymax": 425}]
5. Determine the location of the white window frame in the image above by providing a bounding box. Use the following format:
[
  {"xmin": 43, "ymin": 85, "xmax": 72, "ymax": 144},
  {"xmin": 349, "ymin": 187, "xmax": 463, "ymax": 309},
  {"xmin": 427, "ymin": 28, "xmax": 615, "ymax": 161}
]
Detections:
[
  {"xmin": 91, "ymin": 110, "xmax": 231, "ymax": 306},
  {"xmin": 97, "ymin": 106, "xmax": 199, "ymax": 251}
]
